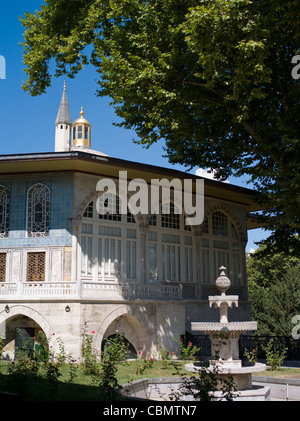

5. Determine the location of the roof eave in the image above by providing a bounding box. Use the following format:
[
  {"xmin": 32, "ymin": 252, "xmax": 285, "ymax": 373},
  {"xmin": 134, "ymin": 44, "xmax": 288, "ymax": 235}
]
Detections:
[{"xmin": 0, "ymin": 151, "xmax": 262, "ymax": 213}]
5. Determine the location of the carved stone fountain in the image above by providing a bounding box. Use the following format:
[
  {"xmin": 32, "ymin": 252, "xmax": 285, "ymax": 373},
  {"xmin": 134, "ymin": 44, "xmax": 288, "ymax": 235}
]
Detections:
[{"xmin": 185, "ymin": 267, "xmax": 270, "ymax": 400}]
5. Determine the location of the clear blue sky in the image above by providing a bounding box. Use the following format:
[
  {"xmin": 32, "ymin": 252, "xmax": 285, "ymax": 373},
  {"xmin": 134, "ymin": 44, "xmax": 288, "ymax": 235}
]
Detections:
[{"xmin": 0, "ymin": 1, "xmax": 270, "ymax": 252}]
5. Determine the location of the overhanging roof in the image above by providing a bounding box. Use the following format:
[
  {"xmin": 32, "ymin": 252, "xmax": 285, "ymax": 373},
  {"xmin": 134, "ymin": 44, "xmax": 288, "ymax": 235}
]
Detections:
[{"xmin": 0, "ymin": 150, "xmax": 263, "ymax": 229}]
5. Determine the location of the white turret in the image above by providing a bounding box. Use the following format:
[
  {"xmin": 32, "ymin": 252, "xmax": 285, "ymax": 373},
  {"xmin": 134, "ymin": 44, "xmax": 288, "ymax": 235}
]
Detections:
[{"xmin": 55, "ymin": 82, "xmax": 72, "ymax": 152}]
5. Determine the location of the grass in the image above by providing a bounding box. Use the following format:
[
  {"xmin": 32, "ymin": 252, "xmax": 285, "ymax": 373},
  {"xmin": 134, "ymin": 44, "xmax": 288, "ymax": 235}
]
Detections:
[
  {"xmin": 0, "ymin": 360, "xmax": 299, "ymax": 401},
  {"xmin": 254, "ymin": 367, "xmax": 300, "ymax": 378},
  {"xmin": 0, "ymin": 360, "xmax": 187, "ymax": 401}
]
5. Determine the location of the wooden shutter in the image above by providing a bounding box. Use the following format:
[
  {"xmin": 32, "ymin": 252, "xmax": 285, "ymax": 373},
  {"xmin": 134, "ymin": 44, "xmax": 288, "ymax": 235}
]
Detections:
[{"xmin": 26, "ymin": 252, "xmax": 46, "ymax": 282}]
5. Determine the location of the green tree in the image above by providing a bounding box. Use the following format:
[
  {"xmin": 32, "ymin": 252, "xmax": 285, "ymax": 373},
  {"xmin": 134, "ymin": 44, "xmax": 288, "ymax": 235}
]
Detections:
[
  {"xmin": 247, "ymin": 242, "xmax": 300, "ymax": 289},
  {"xmin": 20, "ymin": 0, "xmax": 300, "ymax": 251},
  {"xmin": 247, "ymin": 245, "xmax": 300, "ymax": 335}
]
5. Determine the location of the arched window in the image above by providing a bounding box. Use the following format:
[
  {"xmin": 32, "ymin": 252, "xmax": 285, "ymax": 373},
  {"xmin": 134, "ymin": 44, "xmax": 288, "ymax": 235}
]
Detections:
[
  {"xmin": 212, "ymin": 211, "xmax": 228, "ymax": 237},
  {"xmin": 200, "ymin": 211, "xmax": 242, "ymax": 285},
  {"xmin": 80, "ymin": 195, "xmax": 138, "ymax": 282},
  {"xmin": 0, "ymin": 185, "xmax": 10, "ymax": 238},
  {"xmin": 27, "ymin": 184, "xmax": 50, "ymax": 237}
]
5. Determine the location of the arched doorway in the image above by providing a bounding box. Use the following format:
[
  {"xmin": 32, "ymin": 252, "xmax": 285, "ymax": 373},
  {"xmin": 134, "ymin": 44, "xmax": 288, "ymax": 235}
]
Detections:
[
  {"xmin": 96, "ymin": 307, "xmax": 151, "ymax": 357},
  {"xmin": 0, "ymin": 306, "xmax": 53, "ymax": 361},
  {"xmin": 2, "ymin": 315, "xmax": 45, "ymax": 360}
]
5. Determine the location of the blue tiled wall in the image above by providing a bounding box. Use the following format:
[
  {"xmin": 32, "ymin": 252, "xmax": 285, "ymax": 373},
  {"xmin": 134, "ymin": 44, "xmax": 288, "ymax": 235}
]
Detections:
[{"xmin": 0, "ymin": 174, "xmax": 73, "ymax": 248}]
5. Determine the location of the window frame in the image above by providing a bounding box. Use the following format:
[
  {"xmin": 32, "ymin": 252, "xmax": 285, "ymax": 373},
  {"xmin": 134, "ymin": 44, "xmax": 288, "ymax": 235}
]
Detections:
[
  {"xmin": 200, "ymin": 211, "xmax": 243, "ymax": 286},
  {"xmin": 26, "ymin": 251, "xmax": 47, "ymax": 283},
  {"xmin": 27, "ymin": 183, "xmax": 50, "ymax": 238},
  {"xmin": 0, "ymin": 252, "xmax": 7, "ymax": 282},
  {"xmin": 80, "ymin": 198, "xmax": 139, "ymax": 283},
  {"xmin": 0, "ymin": 185, "xmax": 10, "ymax": 239},
  {"xmin": 147, "ymin": 202, "xmax": 195, "ymax": 284}
]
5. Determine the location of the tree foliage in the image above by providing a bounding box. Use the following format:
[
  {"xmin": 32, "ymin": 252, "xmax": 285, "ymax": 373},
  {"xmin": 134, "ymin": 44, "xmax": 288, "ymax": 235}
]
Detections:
[
  {"xmin": 20, "ymin": 0, "xmax": 300, "ymax": 251},
  {"xmin": 247, "ymin": 244, "xmax": 300, "ymax": 335}
]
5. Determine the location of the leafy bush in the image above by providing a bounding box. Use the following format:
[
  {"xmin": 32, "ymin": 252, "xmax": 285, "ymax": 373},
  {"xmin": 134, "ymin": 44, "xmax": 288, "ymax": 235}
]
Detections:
[
  {"xmin": 178, "ymin": 338, "xmax": 200, "ymax": 362},
  {"xmin": 263, "ymin": 338, "xmax": 287, "ymax": 370},
  {"xmin": 99, "ymin": 334, "xmax": 129, "ymax": 400},
  {"xmin": 81, "ymin": 324, "xmax": 99, "ymax": 375}
]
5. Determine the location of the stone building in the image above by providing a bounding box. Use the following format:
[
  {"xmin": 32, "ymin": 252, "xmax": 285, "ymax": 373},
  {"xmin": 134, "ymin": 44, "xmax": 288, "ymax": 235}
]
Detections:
[{"xmin": 0, "ymin": 85, "xmax": 260, "ymax": 360}]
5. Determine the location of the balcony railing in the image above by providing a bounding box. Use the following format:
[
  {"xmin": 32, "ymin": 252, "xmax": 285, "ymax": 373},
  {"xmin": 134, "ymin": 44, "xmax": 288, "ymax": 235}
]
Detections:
[
  {"xmin": 0, "ymin": 282, "xmax": 78, "ymax": 298},
  {"xmin": 0, "ymin": 281, "xmax": 197, "ymax": 301}
]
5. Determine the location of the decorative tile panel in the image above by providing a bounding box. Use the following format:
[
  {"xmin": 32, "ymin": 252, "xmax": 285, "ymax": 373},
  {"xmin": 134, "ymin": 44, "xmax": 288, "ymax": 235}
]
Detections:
[{"xmin": 0, "ymin": 174, "xmax": 74, "ymax": 248}]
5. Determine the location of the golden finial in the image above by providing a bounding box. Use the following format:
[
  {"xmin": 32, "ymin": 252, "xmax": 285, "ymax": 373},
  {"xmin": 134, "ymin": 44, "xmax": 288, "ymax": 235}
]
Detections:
[
  {"xmin": 80, "ymin": 107, "xmax": 84, "ymax": 117},
  {"xmin": 64, "ymin": 81, "xmax": 66, "ymax": 91}
]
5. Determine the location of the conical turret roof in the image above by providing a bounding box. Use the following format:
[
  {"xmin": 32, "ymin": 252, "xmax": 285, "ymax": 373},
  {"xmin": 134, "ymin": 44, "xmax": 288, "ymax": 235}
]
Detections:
[{"xmin": 55, "ymin": 82, "xmax": 71, "ymax": 125}]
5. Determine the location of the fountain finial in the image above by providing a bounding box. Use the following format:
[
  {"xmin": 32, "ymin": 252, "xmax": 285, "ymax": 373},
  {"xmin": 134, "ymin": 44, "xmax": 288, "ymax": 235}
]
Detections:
[{"xmin": 215, "ymin": 266, "xmax": 231, "ymax": 296}]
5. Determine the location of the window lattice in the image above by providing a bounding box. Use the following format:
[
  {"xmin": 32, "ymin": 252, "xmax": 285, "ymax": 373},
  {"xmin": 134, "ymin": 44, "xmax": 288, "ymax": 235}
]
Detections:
[
  {"xmin": 83, "ymin": 202, "xmax": 94, "ymax": 218},
  {"xmin": 202, "ymin": 219, "xmax": 209, "ymax": 234},
  {"xmin": 161, "ymin": 203, "xmax": 180, "ymax": 229},
  {"xmin": 0, "ymin": 253, "xmax": 6, "ymax": 282},
  {"xmin": 149, "ymin": 214, "xmax": 157, "ymax": 226},
  {"xmin": 200, "ymin": 211, "xmax": 242, "ymax": 285},
  {"xmin": 0, "ymin": 185, "xmax": 10, "ymax": 238},
  {"xmin": 26, "ymin": 252, "xmax": 46, "ymax": 282},
  {"xmin": 27, "ymin": 184, "xmax": 50, "ymax": 237},
  {"xmin": 98, "ymin": 194, "xmax": 121, "ymax": 221},
  {"xmin": 212, "ymin": 211, "xmax": 228, "ymax": 237},
  {"xmin": 127, "ymin": 208, "xmax": 136, "ymax": 223}
]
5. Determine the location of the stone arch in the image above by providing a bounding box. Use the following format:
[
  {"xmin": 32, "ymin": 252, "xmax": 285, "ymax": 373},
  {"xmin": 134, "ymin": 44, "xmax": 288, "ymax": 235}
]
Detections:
[
  {"xmin": 197, "ymin": 204, "xmax": 246, "ymax": 242},
  {"xmin": 0, "ymin": 305, "xmax": 55, "ymax": 360},
  {"xmin": 94, "ymin": 305, "xmax": 151, "ymax": 355},
  {"xmin": 75, "ymin": 191, "xmax": 96, "ymax": 223},
  {"xmin": 0, "ymin": 305, "xmax": 54, "ymax": 338}
]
